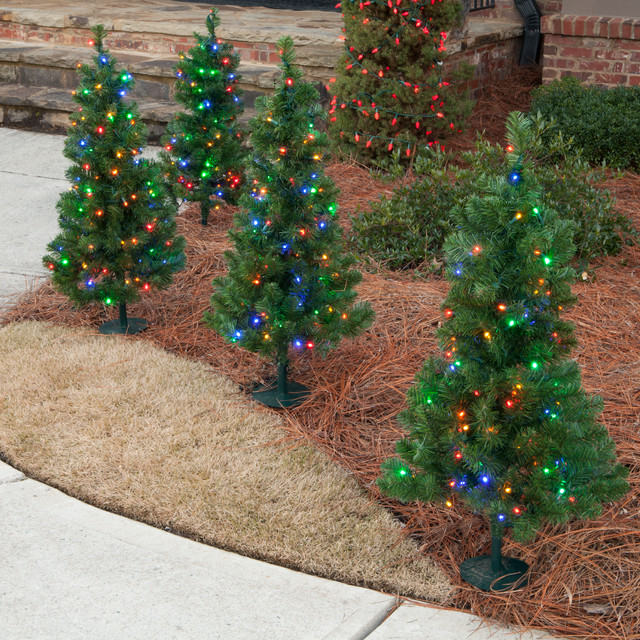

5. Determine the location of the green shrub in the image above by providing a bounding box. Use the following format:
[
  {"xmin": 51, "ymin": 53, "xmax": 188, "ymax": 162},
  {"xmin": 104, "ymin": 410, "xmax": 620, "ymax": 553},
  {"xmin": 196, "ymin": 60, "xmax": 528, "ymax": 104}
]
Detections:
[
  {"xmin": 349, "ymin": 112, "xmax": 636, "ymax": 271},
  {"xmin": 530, "ymin": 76, "xmax": 640, "ymax": 169},
  {"xmin": 328, "ymin": 0, "xmax": 472, "ymax": 165}
]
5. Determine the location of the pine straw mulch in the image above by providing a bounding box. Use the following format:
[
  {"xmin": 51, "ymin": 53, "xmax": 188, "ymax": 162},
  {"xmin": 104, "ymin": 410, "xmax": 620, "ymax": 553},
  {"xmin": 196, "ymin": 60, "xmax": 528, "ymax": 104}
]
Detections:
[{"xmin": 3, "ymin": 68, "xmax": 640, "ymax": 639}]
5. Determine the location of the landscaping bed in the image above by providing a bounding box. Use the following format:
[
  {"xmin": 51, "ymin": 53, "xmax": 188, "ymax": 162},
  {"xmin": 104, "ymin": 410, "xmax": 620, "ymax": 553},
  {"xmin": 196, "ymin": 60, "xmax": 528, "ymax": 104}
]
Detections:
[{"xmin": 2, "ymin": 68, "xmax": 639, "ymax": 639}]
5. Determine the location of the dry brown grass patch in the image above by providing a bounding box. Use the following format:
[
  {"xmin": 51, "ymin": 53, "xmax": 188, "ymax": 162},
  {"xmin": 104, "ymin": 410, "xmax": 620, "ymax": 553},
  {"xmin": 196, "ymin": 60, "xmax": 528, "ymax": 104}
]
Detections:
[{"xmin": 0, "ymin": 320, "xmax": 450, "ymax": 601}]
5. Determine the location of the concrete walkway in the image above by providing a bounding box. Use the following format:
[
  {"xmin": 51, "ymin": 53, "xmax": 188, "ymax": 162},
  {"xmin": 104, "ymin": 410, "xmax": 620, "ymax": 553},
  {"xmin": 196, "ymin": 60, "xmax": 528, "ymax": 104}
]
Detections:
[{"xmin": 0, "ymin": 128, "xmax": 552, "ymax": 640}]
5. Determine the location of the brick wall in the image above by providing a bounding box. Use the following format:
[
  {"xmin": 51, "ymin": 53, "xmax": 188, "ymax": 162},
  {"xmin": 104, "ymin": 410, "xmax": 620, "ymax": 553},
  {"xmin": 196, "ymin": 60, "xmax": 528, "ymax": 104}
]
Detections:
[
  {"xmin": 446, "ymin": 21, "xmax": 524, "ymax": 97},
  {"xmin": 537, "ymin": 1, "xmax": 562, "ymax": 14},
  {"xmin": 541, "ymin": 15, "xmax": 640, "ymax": 87},
  {"xmin": 471, "ymin": 0, "xmax": 519, "ymax": 20}
]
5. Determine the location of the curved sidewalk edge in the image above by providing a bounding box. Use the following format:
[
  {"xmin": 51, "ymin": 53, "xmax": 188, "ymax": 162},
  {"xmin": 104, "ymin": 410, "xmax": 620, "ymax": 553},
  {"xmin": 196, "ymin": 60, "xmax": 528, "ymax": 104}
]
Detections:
[
  {"xmin": 0, "ymin": 461, "xmax": 396, "ymax": 640},
  {"xmin": 0, "ymin": 460, "xmax": 555, "ymax": 640}
]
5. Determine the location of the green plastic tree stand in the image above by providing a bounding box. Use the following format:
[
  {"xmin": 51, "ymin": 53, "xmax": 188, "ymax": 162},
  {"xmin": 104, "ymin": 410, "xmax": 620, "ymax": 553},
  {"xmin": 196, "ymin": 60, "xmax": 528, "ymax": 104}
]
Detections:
[
  {"xmin": 252, "ymin": 361, "xmax": 310, "ymax": 408},
  {"xmin": 459, "ymin": 536, "xmax": 529, "ymax": 592},
  {"xmin": 99, "ymin": 302, "xmax": 148, "ymax": 335}
]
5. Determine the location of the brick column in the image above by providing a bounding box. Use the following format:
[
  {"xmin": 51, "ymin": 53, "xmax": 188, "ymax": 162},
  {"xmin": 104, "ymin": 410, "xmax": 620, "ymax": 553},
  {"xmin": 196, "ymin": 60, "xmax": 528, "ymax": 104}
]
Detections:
[{"xmin": 541, "ymin": 14, "xmax": 640, "ymax": 86}]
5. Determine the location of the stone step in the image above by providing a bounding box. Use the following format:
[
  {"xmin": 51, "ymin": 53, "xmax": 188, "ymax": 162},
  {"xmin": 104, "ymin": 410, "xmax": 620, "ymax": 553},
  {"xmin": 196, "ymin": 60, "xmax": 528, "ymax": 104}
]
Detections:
[
  {"xmin": 0, "ymin": 35, "xmax": 335, "ymax": 137},
  {"xmin": 0, "ymin": 82, "xmax": 177, "ymax": 140},
  {"xmin": 0, "ymin": 39, "xmax": 283, "ymax": 105},
  {"xmin": 0, "ymin": 2, "xmax": 341, "ymax": 137},
  {"xmin": 0, "ymin": 1, "xmax": 342, "ymax": 71}
]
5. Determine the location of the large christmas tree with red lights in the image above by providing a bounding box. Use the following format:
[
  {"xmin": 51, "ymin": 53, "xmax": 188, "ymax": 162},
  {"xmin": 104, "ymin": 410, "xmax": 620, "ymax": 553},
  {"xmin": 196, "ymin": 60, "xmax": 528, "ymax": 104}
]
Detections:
[
  {"xmin": 328, "ymin": 0, "xmax": 472, "ymax": 163},
  {"xmin": 44, "ymin": 25, "xmax": 186, "ymax": 334},
  {"xmin": 378, "ymin": 113, "xmax": 628, "ymax": 591}
]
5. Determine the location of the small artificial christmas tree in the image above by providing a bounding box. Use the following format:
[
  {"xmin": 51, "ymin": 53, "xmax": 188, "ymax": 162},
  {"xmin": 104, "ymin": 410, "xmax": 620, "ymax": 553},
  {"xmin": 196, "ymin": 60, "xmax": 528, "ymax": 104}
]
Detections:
[
  {"xmin": 378, "ymin": 113, "xmax": 629, "ymax": 591},
  {"xmin": 207, "ymin": 36, "xmax": 374, "ymax": 407},
  {"xmin": 160, "ymin": 8, "xmax": 245, "ymax": 226},
  {"xmin": 328, "ymin": 0, "xmax": 472, "ymax": 164},
  {"xmin": 44, "ymin": 25, "xmax": 186, "ymax": 334}
]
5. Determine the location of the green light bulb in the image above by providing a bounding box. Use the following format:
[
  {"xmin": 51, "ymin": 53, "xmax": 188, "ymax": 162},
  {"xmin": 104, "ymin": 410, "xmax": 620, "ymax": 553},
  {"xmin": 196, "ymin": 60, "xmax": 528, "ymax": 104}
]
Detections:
[
  {"xmin": 543, "ymin": 256, "xmax": 552, "ymax": 265},
  {"xmin": 531, "ymin": 361, "xmax": 539, "ymax": 370}
]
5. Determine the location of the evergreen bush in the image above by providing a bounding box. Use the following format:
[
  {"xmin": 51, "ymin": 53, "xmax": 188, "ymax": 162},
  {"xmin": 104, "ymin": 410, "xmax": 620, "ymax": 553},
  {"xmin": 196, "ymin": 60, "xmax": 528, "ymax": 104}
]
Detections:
[
  {"xmin": 530, "ymin": 76, "xmax": 640, "ymax": 169},
  {"xmin": 328, "ymin": 0, "xmax": 472, "ymax": 165},
  {"xmin": 350, "ymin": 113, "xmax": 636, "ymax": 270}
]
